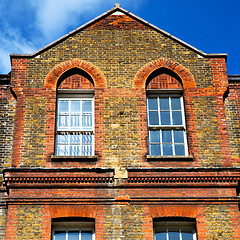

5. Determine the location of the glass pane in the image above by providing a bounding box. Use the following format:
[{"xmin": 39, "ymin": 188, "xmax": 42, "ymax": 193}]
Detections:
[
  {"xmin": 162, "ymin": 130, "xmax": 172, "ymax": 143},
  {"xmin": 82, "ymin": 135, "xmax": 93, "ymax": 144},
  {"xmin": 160, "ymin": 111, "xmax": 170, "ymax": 125},
  {"xmin": 155, "ymin": 232, "xmax": 167, "ymax": 240},
  {"xmin": 175, "ymin": 145, "xmax": 185, "ymax": 155},
  {"xmin": 159, "ymin": 98, "xmax": 169, "ymax": 110},
  {"xmin": 71, "ymin": 101, "xmax": 80, "ymax": 114},
  {"xmin": 82, "ymin": 145, "xmax": 92, "ymax": 156},
  {"xmin": 81, "ymin": 231, "xmax": 93, "ymax": 240},
  {"xmin": 162, "ymin": 144, "xmax": 173, "ymax": 155},
  {"xmin": 54, "ymin": 231, "xmax": 66, "ymax": 240},
  {"xmin": 150, "ymin": 144, "xmax": 161, "ymax": 156},
  {"xmin": 82, "ymin": 101, "xmax": 92, "ymax": 114},
  {"xmin": 59, "ymin": 101, "xmax": 69, "ymax": 114},
  {"xmin": 82, "ymin": 115, "xmax": 93, "ymax": 129},
  {"xmin": 70, "ymin": 145, "xmax": 81, "ymax": 156},
  {"xmin": 182, "ymin": 232, "xmax": 194, "ymax": 240},
  {"xmin": 149, "ymin": 111, "xmax": 159, "ymax": 125},
  {"xmin": 169, "ymin": 232, "xmax": 180, "ymax": 240},
  {"xmin": 174, "ymin": 131, "xmax": 184, "ymax": 143},
  {"xmin": 171, "ymin": 97, "xmax": 181, "ymax": 110},
  {"xmin": 68, "ymin": 231, "xmax": 79, "ymax": 240},
  {"xmin": 57, "ymin": 135, "xmax": 69, "ymax": 144},
  {"xmin": 57, "ymin": 145, "xmax": 68, "ymax": 156},
  {"xmin": 150, "ymin": 131, "xmax": 160, "ymax": 143},
  {"xmin": 58, "ymin": 116, "xmax": 69, "ymax": 128},
  {"xmin": 70, "ymin": 116, "xmax": 81, "ymax": 128},
  {"xmin": 148, "ymin": 98, "xmax": 158, "ymax": 110},
  {"xmin": 172, "ymin": 111, "xmax": 182, "ymax": 125},
  {"xmin": 70, "ymin": 135, "xmax": 81, "ymax": 144}
]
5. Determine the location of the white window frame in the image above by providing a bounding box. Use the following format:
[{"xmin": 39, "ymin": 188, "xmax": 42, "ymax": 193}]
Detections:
[
  {"xmin": 52, "ymin": 221, "xmax": 95, "ymax": 240},
  {"xmin": 154, "ymin": 220, "xmax": 197, "ymax": 240},
  {"xmin": 147, "ymin": 90, "xmax": 188, "ymax": 156},
  {"xmin": 55, "ymin": 90, "xmax": 94, "ymax": 156}
]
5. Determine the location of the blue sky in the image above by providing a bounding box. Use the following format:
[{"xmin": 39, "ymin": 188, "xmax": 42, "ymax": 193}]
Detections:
[{"xmin": 0, "ymin": 0, "xmax": 239, "ymax": 74}]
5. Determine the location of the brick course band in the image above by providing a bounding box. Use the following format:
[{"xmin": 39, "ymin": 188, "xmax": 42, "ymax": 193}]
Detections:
[{"xmin": 44, "ymin": 58, "xmax": 106, "ymax": 89}]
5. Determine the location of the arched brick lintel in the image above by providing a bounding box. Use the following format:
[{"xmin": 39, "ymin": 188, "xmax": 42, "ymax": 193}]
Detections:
[
  {"xmin": 44, "ymin": 59, "xmax": 106, "ymax": 89},
  {"xmin": 50, "ymin": 205, "xmax": 97, "ymax": 219},
  {"xmin": 150, "ymin": 205, "xmax": 198, "ymax": 219},
  {"xmin": 133, "ymin": 58, "xmax": 196, "ymax": 89}
]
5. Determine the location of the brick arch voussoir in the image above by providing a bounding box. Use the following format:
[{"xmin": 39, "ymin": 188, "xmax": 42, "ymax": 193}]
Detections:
[
  {"xmin": 44, "ymin": 59, "xmax": 106, "ymax": 89},
  {"xmin": 133, "ymin": 58, "xmax": 195, "ymax": 89}
]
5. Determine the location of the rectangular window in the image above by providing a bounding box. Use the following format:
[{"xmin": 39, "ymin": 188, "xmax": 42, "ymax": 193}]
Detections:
[
  {"xmin": 52, "ymin": 220, "xmax": 95, "ymax": 240},
  {"xmin": 154, "ymin": 221, "xmax": 197, "ymax": 240},
  {"xmin": 147, "ymin": 95, "xmax": 187, "ymax": 156},
  {"xmin": 56, "ymin": 96, "xmax": 94, "ymax": 156}
]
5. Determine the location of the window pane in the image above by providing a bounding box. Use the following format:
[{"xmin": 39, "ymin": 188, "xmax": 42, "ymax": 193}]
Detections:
[
  {"xmin": 148, "ymin": 98, "xmax": 158, "ymax": 110},
  {"xmin": 70, "ymin": 145, "xmax": 81, "ymax": 156},
  {"xmin": 57, "ymin": 135, "xmax": 69, "ymax": 144},
  {"xmin": 70, "ymin": 135, "xmax": 81, "ymax": 144},
  {"xmin": 182, "ymin": 232, "xmax": 194, "ymax": 240},
  {"xmin": 169, "ymin": 232, "xmax": 180, "ymax": 240},
  {"xmin": 172, "ymin": 111, "xmax": 182, "ymax": 125},
  {"xmin": 82, "ymin": 115, "xmax": 92, "ymax": 129},
  {"xmin": 54, "ymin": 231, "xmax": 66, "ymax": 240},
  {"xmin": 150, "ymin": 144, "xmax": 161, "ymax": 156},
  {"xmin": 82, "ymin": 101, "xmax": 92, "ymax": 114},
  {"xmin": 71, "ymin": 116, "xmax": 81, "ymax": 128},
  {"xmin": 82, "ymin": 145, "xmax": 92, "ymax": 156},
  {"xmin": 82, "ymin": 135, "xmax": 93, "ymax": 144},
  {"xmin": 174, "ymin": 131, "xmax": 184, "ymax": 143},
  {"xmin": 58, "ymin": 116, "xmax": 69, "ymax": 128},
  {"xmin": 59, "ymin": 101, "xmax": 69, "ymax": 114},
  {"xmin": 57, "ymin": 145, "xmax": 68, "ymax": 156},
  {"xmin": 81, "ymin": 231, "xmax": 93, "ymax": 240},
  {"xmin": 71, "ymin": 101, "xmax": 80, "ymax": 114},
  {"xmin": 159, "ymin": 98, "xmax": 169, "ymax": 110},
  {"xmin": 162, "ymin": 144, "xmax": 173, "ymax": 155},
  {"xmin": 149, "ymin": 111, "xmax": 159, "ymax": 125},
  {"xmin": 175, "ymin": 145, "xmax": 185, "ymax": 155},
  {"xmin": 171, "ymin": 97, "xmax": 181, "ymax": 110},
  {"xmin": 160, "ymin": 111, "xmax": 170, "ymax": 125},
  {"xmin": 150, "ymin": 131, "xmax": 160, "ymax": 143},
  {"xmin": 68, "ymin": 231, "xmax": 79, "ymax": 240},
  {"xmin": 162, "ymin": 130, "xmax": 172, "ymax": 143},
  {"xmin": 155, "ymin": 232, "xmax": 167, "ymax": 240}
]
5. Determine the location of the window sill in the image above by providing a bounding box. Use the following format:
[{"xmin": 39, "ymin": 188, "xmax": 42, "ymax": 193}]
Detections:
[
  {"xmin": 51, "ymin": 155, "xmax": 97, "ymax": 162},
  {"xmin": 147, "ymin": 155, "xmax": 194, "ymax": 161}
]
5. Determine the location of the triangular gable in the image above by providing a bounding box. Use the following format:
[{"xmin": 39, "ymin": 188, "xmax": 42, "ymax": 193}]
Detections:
[{"xmin": 10, "ymin": 4, "xmax": 227, "ymax": 59}]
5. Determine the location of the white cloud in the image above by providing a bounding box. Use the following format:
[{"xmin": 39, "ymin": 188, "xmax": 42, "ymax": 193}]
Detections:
[
  {"xmin": 30, "ymin": 0, "xmax": 114, "ymax": 40},
  {"xmin": 0, "ymin": 0, "xmax": 145, "ymax": 73}
]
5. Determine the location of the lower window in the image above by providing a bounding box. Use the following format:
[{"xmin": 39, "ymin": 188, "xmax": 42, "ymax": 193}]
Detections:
[
  {"xmin": 154, "ymin": 220, "xmax": 197, "ymax": 240},
  {"xmin": 52, "ymin": 220, "xmax": 94, "ymax": 240}
]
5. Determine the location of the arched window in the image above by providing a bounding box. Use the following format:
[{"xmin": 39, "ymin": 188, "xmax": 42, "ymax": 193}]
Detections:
[
  {"xmin": 56, "ymin": 68, "xmax": 94, "ymax": 156},
  {"xmin": 146, "ymin": 69, "xmax": 188, "ymax": 156}
]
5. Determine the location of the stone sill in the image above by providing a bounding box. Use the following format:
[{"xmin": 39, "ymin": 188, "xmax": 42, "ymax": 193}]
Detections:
[
  {"xmin": 147, "ymin": 155, "xmax": 194, "ymax": 161},
  {"xmin": 51, "ymin": 155, "xmax": 97, "ymax": 162}
]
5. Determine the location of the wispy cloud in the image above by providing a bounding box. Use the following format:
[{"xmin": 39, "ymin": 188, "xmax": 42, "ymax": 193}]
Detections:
[{"xmin": 0, "ymin": 0, "xmax": 144, "ymax": 73}]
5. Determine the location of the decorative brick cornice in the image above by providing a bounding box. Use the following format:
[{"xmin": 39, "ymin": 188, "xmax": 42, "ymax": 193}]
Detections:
[
  {"xmin": 44, "ymin": 58, "xmax": 106, "ymax": 89},
  {"xmin": 127, "ymin": 176, "xmax": 239, "ymax": 186},
  {"xmin": 133, "ymin": 58, "xmax": 196, "ymax": 89}
]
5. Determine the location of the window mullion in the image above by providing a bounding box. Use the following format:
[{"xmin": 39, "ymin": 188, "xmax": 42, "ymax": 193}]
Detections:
[
  {"xmin": 179, "ymin": 227, "xmax": 182, "ymax": 240},
  {"xmin": 166, "ymin": 228, "xmax": 169, "ymax": 240},
  {"xmin": 171, "ymin": 129, "xmax": 175, "ymax": 155}
]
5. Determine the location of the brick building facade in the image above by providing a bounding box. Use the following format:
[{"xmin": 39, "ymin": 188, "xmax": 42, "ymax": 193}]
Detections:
[{"xmin": 0, "ymin": 4, "xmax": 240, "ymax": 240}]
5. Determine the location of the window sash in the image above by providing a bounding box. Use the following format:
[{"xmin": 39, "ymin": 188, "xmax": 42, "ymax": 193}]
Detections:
[
  {"xmin": 147, "ymin": 95, "xmax": 188, "ymax": 156},
  {"xmin": 56, "ymin": 97, "xmax": 94, "ymax": 156}
]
